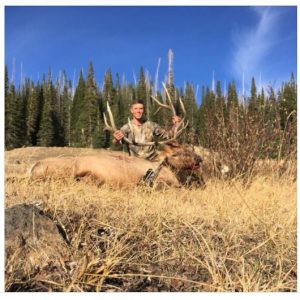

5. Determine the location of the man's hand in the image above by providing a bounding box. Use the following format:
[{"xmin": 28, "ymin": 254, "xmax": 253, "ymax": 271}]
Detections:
[
  {"xmin": 113, "ymin": 130, "xmax": 124, "ymax": 142},
  {"xmin": 172, "ymin": 115, "xmax": 181, "ymax": 125}
]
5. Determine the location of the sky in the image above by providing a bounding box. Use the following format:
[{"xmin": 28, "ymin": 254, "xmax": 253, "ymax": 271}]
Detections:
[{"xmin": 4, "ymin": 5, "xmax": 297, "ymax": 101}]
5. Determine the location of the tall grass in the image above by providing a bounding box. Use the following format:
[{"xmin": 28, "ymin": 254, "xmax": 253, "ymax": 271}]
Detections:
[{"xmin": 4, "ymin": 147, "xmax": 297, "ymax": 292}]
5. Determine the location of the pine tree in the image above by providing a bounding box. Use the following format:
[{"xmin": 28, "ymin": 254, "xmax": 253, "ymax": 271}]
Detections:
[
  {"xmin": 5, "ymin": 65, "xmax": 9, "ymax": 97},
  {"xmin": 258, "ymin": 88, "xmax": 265, "ymax": 108},
  {"xmin": 26, "ymin": 81, "xmax": 42, "ymax": 145},
  {"xmin": 103, "ymin": 69, "xmax": 115, "ymax": 104},
  {"xmin": 37, "ymin": 70, "xmax": 56, "ymax": 146},
  {"xmin": 225, "ymin": 81, "xmax": 238, "ymax": 125},
  {"xmin": 19, "ymin": 79, "xmax": 30, "ymax": 145},
  {"xmin": 278, "ymin": 72, "xmax": 297, "ymax": 129},
  {"xmin": 70, "ymin": 69, "xmax": 86, "ymax": 146},
  {"xmin": 266, "ymin": 86, "xmax": 278, "ymax": 124},
  {"xmin": 195, "ymin": 86, "xmax": 208, "ymax": 146},
  {"xmin": 183, "ymin": 83, "xmax": 198, "ymax": 143},
  {"xmin": 120, "ymin": 74, "xmax": 132, "ymax": 116},
  {"xmin": 215, "ymin": 81, "xmax": 226, "ymax": 120},
  {"xmin": 214, "ymin": 80, "xmax": 226, "ymax": 144},
  {"xmin": 114, "ymin": 73, "xmax": 125, "ymax": 127},
  {"xmin": 277, "ymin": 73, "xmax": 297, "ymax": 156},
  {"xmin": 83, "ymin": 62, "xmax": 101, "ymax": 147},
  {"xmin": 136, "ymin": 66, "xmax": 147, "ymax": 101},
  {"xmin": 144, "ymin": 70, "xmax": 152, "ymax": 120},
  {"xmin": 227, "ymin": 82, "xmax": 238, "ymax": 110},
  {"xmin": 55, "ymin": 75, "xmax": 61, "ymax": 117},
  {"xmin": 5, "ymin": 65, "xmax": 12, "ymax": 148},
  {"xmin": 52, "ymin": 74, "xmax": 63, "ymax": 145},
  {"xmin": 60, "ymin": 71, "xmax": 71, "ymax": 146},
  {"xmin": 262, "ymin": 86, "xmax": 281, "ymax": 158},
  {"xmin": 5, "ymin": 79, "xmax": 21, "ymax": 149},
  {"xmin": 197, "ymin": 86, "xmax": 216, "ymax": 148},
  {"xmin": 248, "ymin": 77, "xmax": 258, "ymax": 116},
  {"xmin": 13, "ymin": 87, "xmax": 25, "ymax": 147}
]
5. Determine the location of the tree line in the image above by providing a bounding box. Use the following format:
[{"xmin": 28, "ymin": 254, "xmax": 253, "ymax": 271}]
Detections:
[{"xmin": 5, "ymin": 61, "xmax": 296, "ymax": 173}]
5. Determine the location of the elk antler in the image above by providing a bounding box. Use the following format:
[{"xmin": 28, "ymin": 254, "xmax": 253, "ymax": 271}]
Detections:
[
  {"xmin": 151, "ymin": 82, "xmax": 189, "ymax": 137},
  {"xmin": 103, "ymin": 102, "xmax": 135, "ymax": 145}
]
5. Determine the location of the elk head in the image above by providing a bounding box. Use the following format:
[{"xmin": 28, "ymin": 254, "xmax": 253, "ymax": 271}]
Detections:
[
  {"xmin": 156, "ymin": 141, "xmax": 205, "ymax": 187},
  {"xmin": 159, "ymin": 141, "xmax": 203, "ymax": 171}
]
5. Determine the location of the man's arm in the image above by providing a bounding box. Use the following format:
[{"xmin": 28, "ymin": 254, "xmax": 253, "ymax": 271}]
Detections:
[
  {"xmin": 113, "ymin": 123, "xmax": 130, "ymax": 144},
  {"xmin": 153, "ymin": 116, "xmax": 182, "ymax": 139},
  {"xmin": 113, "ymin": 130, "xmax": 125, "ymax": 144}
]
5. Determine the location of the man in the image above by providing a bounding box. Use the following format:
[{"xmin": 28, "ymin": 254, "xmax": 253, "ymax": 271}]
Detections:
[{"xmin": 113, "ymin": 99, "xmax": 181, "ymax": 160}]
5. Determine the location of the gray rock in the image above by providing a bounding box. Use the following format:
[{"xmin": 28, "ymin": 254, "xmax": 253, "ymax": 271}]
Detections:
[{"xmin": 5, "ymin": 204, "xmax": 71, "ymax": 291}]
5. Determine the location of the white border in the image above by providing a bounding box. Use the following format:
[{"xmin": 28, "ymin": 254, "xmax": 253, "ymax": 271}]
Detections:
[
  {"xmin": 2, "ymin": 0, "xmax": 300, "ymax": 6},
  {"xmin": 1, "ymin": 1, "xmax": 298, "ymax": 297}
]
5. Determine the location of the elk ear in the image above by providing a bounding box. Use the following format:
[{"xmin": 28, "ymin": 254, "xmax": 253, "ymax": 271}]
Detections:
[
  {"xmin": 165, "ymin": 141, "xmax": 180, "ymax": 148},
  {"xmin": 161, "ymin": 144, "xmax": 173, "ymax": 154}
]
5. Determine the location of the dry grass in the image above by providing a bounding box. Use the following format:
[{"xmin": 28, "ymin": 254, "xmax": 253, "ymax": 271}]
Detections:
[{"xmin": 4, "ymin": 147, "xmax": 297, "ymax": 292}]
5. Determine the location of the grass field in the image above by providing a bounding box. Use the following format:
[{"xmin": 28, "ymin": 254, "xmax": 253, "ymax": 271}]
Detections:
[{"xmin": 4, "ymin": 146, "xmax": 297, "ymax": 292}]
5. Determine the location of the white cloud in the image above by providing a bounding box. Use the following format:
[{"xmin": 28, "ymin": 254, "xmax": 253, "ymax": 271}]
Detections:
[{"xmin": 230, "ymin": 7, "xmax": 281, "ymax": 90}]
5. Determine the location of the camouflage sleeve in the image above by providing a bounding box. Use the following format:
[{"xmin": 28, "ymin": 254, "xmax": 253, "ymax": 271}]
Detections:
[
  {"xmin": 152, "ymin": 122, "xmax": 173, "ymax": 140},
  {"xmin": 120, "ymin": 123, "xmax": 131, "ymax": 136}
]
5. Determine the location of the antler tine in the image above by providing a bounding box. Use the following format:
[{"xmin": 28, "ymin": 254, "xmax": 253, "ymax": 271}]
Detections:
[
  {"xmin": 103, "ymin": 102, "xmax": 137, "ymax": 144},
  {"xmin": 162, "ymin": 82, "xmax": 176, "ymax": 116},
  {"xmin": 128, "ymin": 117, "xmax": 133, "ymax": 132},
  {"xmin": 151, "ymin": 95, "xmax": 171, "ymax": 110},
  {"xmin": 106, "ymin": 101, "xmax": 117, "ymax": 131},
  {"xmin": 153, "ymin": 106, "xmax": 162, "ymax": 116},
  {"xmin": 151, "ymin": 85, "xmax": 188, "ymax": 142},
  {"xmin": 179, "ymin": 120, "xmax": 189, "ymax": 133},
  {"xmin": 103, "ymin": 101, "xmax": 117, "ymax": 132},
  {"xmin": 150, "ymin": 82, "xmax": 177, "ymax": 116},
  {"xmin": 173, "ymin": 96, "xmax": 187, "ymax": 135},
  {"xmin": 157, "ymin": 120, "xmax": 189, "ymax": 145},
  {"xmin": 178, "ymin": 96, "xmax": 186, "ymax": 118},
  {"xmin": 103, "ymin": 113, "xmax": 112, "ymax": 131}
]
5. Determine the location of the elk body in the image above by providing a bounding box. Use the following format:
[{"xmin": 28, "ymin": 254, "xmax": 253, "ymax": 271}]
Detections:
[{"xmin": 29, "ymin": 143, "xmax": 203, "ymax": 188}]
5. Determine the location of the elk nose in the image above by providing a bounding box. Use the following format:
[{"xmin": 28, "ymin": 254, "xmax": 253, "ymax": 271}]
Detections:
[{"xmin": 195, "ymin": 156, "xmax": 203, "ymax": 165}]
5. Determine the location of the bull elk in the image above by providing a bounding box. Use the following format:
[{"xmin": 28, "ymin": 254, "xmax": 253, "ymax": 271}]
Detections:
[
  {"xmin": 29, "ymin": 143, "xmax": 204, "ymax": 188},
  {"xmin": 29, "ymin": 82, "xmax": 231, "ymax": 187},
  {"xmin": 30, "ymin": 84, "xmax": 206, "ymax": 187}
]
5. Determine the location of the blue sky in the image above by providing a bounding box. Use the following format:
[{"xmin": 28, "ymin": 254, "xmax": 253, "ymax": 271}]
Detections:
[{"xmin": 5, "ymin": 6, "xmax": 297, "ymax": 101}]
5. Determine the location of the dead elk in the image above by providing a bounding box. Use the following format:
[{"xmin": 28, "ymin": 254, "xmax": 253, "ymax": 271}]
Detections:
[
  {"xmin": 30, "ymin": 84, "xmax": 204, "ymax": 187},
  {"xmin": 29, "ymin": 143, "xmax": 204, "ymax": 188}
]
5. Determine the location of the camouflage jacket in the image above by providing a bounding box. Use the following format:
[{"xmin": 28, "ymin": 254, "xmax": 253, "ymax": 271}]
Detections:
[{"xmin": 120, "ymin": 120, "xmax": 173, "ymax": 160}]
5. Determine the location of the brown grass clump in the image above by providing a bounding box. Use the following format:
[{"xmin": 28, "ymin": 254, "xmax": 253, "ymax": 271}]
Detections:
[{"xmin": 4, "ymin": 147, "xmax": 296, "ymax": 292}]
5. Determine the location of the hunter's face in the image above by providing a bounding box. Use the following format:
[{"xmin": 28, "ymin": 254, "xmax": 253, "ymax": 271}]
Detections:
[{"xmin": 130, "ymin": 103, "xmax": 144, "ymax": 120}]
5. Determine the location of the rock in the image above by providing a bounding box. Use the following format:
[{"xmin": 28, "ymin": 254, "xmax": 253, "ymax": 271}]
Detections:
[{"xmin": 5, "ymin": 204, "xmax": 71, "ymax": 291}]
